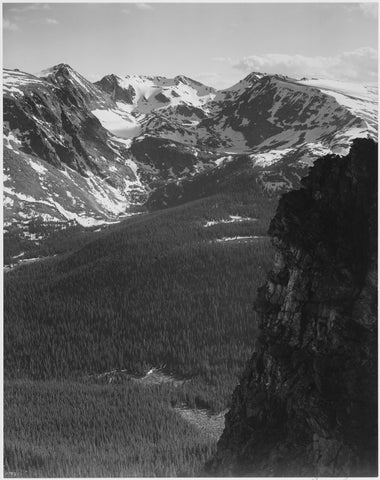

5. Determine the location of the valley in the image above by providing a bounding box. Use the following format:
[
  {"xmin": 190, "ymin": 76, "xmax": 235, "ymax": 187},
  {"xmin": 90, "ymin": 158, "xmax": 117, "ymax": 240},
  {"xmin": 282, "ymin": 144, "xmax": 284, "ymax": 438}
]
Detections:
[{"xmin": 4, "ymin": 184, "xmax": 277, "ymax": 476}]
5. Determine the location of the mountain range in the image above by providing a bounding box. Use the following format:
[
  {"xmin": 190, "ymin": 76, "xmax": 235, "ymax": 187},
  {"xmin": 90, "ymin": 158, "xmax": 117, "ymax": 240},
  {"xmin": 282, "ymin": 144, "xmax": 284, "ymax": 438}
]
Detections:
[{"xmin": 3, "ymin": 63, "xmax": 377, "ymax": 238}]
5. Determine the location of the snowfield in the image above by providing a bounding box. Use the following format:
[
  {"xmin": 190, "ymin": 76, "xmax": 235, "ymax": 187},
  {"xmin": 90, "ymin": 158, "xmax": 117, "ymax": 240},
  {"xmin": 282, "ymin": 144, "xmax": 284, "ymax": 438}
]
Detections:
[
  {"xmin": 250, "ymin": 148, "xmax": 294, "ymax": 167},
  {"xmin": 297, "ymin": 78, "xmax": 378, "ymax": 133},
  {"xmin": 92, "ymin": 108, "xmax": 141, "ymax": 138}
]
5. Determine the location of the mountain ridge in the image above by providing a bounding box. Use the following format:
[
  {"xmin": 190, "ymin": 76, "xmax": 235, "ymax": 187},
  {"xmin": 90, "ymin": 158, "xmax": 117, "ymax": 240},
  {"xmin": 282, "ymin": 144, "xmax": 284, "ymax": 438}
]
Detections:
[{"xmin": 3, "ymin": 63, "xmax": 377, "ymax": 239}]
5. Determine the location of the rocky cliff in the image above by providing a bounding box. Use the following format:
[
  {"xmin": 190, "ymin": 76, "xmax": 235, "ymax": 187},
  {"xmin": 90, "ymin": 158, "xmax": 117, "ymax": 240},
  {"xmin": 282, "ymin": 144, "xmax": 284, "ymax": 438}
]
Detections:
[{"xmin": 208, "ymin": 138, "xmax": 378, "ymax": 476}]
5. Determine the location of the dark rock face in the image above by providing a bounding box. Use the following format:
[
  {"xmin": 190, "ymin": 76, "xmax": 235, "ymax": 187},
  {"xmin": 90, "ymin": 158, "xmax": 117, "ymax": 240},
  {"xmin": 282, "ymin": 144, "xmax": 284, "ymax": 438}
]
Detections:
[
  {"xmin": 208, "ymin": 138, "xmax": 377, "ymax": 476},
  {"xmin": 94, "ymin": 74, "xmax": 135, "ymax": 104},
  {"xmin": 174, "ymin": 104, "xmax": 206, "ymax": 119},
  {"xmin": 155, "ymin": 92, "xmax": 170, "ymax": 103},
  {"xmin": 4, "ymin": 68, "xmax": 120, "ymax": 175},
  {"xmin": 130, "ymin": 136, "xmax": 216, "ymax": 185},
  {"xmin": 41, "ymin": 63, "xmax": 112, "ymax": 110}
]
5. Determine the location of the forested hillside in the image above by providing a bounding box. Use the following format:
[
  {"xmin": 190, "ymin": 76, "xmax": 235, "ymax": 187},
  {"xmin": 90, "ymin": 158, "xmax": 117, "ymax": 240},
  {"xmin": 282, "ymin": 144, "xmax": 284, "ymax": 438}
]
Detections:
[{"xmin": 4, "ymin": 185, "xmax": 276, "ymax": 476}]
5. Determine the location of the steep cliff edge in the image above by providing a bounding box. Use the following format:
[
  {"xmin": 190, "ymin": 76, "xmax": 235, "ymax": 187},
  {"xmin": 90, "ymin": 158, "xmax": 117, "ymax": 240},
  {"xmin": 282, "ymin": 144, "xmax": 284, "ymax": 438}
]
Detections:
[{"xmin": 208, "ymin": 138, "xmax": 378, "ymax": 476}]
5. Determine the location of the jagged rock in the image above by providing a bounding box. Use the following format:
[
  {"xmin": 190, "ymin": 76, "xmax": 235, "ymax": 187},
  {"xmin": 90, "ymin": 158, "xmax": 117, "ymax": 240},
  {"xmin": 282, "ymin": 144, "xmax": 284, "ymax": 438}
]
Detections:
[
  {"xmin": 207, "ymin": 138, "xmax": 377, "ymax": 476},
  {"xmin": 94, "ymin": 74, "xmax": 135, "ymax": 104}
]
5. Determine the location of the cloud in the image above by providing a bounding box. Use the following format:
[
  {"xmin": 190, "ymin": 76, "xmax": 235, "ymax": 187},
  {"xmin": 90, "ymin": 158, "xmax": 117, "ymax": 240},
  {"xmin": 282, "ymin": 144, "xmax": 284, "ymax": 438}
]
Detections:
[
  {"xmin": 123, "ymin": 4, "xmax": 154, "ymax": 14},
  {"xmin": 232, "ymin": 47, "xmax": 378, "ymax": 83},
  {"xmin": 135, "ymin": 3, "xmax": 154, "ymax": 10},
  {"xmin": 45, "ymin": 18, "xmax": 59, "ymax": 25},
  {"xmin": 3, "ymin": 19, "xmax": 19, "ymax": 31},
  {"xmin": 359, "ymin": 3, "xmax": 378, "ymax": 19}
]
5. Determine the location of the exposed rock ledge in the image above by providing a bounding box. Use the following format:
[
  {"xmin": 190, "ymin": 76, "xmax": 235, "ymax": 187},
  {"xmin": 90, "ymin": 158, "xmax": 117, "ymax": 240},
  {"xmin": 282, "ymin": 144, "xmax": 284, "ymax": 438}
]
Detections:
[{"xmin": 207, "ymin": 138, "xmax": 377, "ymax": 476}]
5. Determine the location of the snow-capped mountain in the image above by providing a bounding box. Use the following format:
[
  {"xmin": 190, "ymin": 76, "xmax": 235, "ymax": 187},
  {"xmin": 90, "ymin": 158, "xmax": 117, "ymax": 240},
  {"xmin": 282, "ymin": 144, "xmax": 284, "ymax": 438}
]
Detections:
[
  {"xmin": 3, "ymin": 63, "xmax": 377, "ymax": 238},
  {"xmin": 3, "ymin": 66, "xmax": 147, "ymax": 229},
  {"xmin": 204, "ymin": 74, "xmax": 366, "ymax": 151},
  {"xmin": 141, "ymin": 72, "xmax": 376, "ymax": 153},
  {"xmin": 95, "ymin": 73, "xmax": 216, "ymax": 114},
  {"xmin": 91, "ymin": 73, "xmax": 217, "ymax": 142}
]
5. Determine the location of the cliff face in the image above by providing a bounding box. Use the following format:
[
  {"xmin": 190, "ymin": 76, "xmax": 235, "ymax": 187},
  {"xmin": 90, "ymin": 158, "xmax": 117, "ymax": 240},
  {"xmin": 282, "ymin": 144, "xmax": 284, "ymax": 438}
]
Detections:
[{"xmin": 208, "ymin": 138, "xmax": 378, "ymax": 476}]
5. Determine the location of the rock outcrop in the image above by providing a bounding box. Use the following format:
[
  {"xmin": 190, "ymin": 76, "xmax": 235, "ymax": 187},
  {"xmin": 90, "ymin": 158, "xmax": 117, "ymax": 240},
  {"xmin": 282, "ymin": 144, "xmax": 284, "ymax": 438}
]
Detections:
[
  {"xmin": 208, "ymin": 138, "xmax": 378, "ymax": 476},
  {"xmin": 94, "ymin": 74, "xmax": 135, "ymax": 104}
]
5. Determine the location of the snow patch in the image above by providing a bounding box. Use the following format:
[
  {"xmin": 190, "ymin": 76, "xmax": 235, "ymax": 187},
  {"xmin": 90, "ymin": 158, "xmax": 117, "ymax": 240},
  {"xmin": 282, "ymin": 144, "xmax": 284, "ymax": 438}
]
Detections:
[
  {"xmin": 204, "ymin": 215, "xmax": 258, "ymax": 227},
  {"xmin": 29, "ymin": 158, "xmax": 47, "ymax": 175},
  {"xmin": 212, "ymin": 236, "xmax": 266, "ymax": 243},
  {"xmin": 92, "ymin": 108, "xmax": 141, "ymax": 139},
  {"xmin": 250, "ymin": 148, "xmax": 294, "ymax": 167}
]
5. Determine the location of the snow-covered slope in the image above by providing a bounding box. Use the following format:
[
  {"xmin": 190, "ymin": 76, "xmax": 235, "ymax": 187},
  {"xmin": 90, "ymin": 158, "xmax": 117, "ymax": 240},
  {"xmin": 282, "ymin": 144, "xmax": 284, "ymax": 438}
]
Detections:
[
  {"xmin": 297, "ymin": 78, "xmax": 378, "ymax": 137},
  {"xmin": 199, "ymin": 75, "xmax": 374, "ymax": 153},
  {"xmin": 93, "ymin": 69, "xmax": 377, "ymax": 161},
  {"xmin": 91, "ymin": 107, "xmax": 141, "ymax": 140},
  {"xmin": 95, "ymin": 73, "xmax": 216, "ymax": 114},
  {"xmin": 92, "ymin": 73, "xmax": 216, "ymax": 142}
]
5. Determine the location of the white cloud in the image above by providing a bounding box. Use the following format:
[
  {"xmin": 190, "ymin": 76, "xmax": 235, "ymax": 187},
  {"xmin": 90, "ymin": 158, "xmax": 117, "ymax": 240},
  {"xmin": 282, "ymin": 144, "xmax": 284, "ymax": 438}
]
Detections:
[
  {"xmin": 3, "ymin": 19, "xmax": 19, "ymax": 31},
  {"xmin": 135, "ymin": 3, "xmax": 154, "ymax": 10},
  {"xmin": 232, "ymin": 47, "xmax": 378, "ymax": 83},
  {"xmin": 45, "ymin": 18, "xmax": 59, "ymax": 25},
  {"xmin": 359, "ymin": 3, "xmax": 378, "ymax": 19}
]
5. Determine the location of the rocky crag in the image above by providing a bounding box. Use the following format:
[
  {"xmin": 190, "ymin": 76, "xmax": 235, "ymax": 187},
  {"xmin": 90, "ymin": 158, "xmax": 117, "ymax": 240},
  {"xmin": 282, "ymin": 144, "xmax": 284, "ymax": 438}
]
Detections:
[{"xmin": 208, "ymin": 138, "xmax": 377, "ymax": 476}]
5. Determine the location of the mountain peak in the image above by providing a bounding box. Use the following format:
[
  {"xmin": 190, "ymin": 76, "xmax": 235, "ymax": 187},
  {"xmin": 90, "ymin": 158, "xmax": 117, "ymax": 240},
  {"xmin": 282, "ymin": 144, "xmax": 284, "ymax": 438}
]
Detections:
[
  {"xmin": 174, "ymin": 74, "xmax": 208, "ymax": 88},
  {"xmin": 174, "ymin": 74, "xmax": 193, "ymax": 84},
  {"xmin": 53, "ymin": 63, "xmax": 73, "ymax": 71},
  {"xmin": 37, "ymin": 63, "xmax": 76, "ymax": 78},
  {"xmin": 98, "ymin": 73, "xmax": 122, "ymax": 83},
  {"xmin": 243, "ymin": 71, "xmax": 298, "ymax": 85},
  {"xmin": 243, "ymin": 71, "xmax": 266, "ymax": 82}
]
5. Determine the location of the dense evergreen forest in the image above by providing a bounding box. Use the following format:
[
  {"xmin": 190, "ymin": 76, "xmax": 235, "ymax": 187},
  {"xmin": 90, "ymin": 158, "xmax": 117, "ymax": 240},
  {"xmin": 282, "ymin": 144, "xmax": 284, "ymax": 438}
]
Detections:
[
  {"xmin": 4, "ymin": 188, "xmax": 277, "ymax": 476},
  {"xmin": 5, "ymin": 380, "xmax": 216, "ymax": 477}
]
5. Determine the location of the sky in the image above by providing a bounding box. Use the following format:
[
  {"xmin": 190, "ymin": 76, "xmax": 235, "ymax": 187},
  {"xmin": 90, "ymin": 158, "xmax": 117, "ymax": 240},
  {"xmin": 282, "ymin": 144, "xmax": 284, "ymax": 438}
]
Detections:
[{"xmin": 3, "ymin": 2, "xmax": 379, "ymax": 89}]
